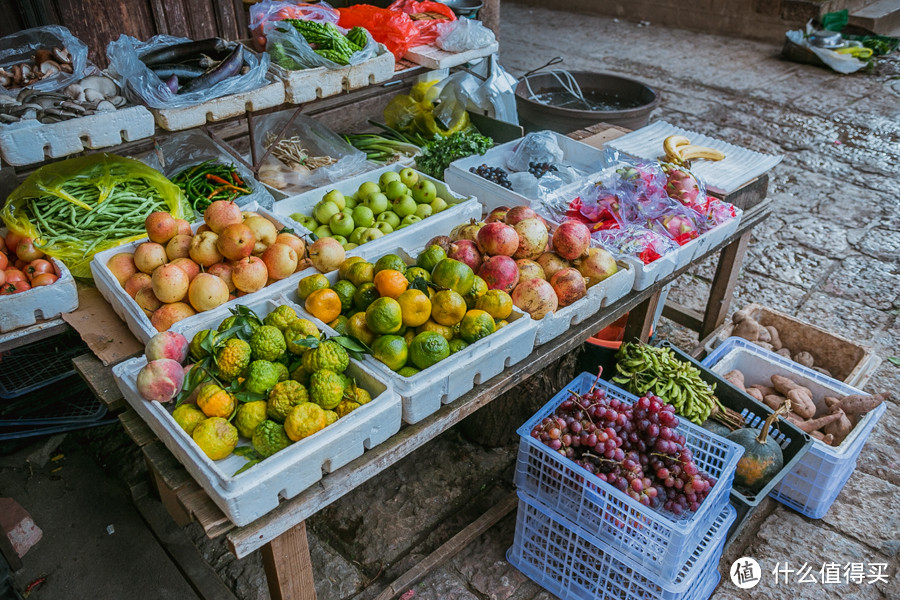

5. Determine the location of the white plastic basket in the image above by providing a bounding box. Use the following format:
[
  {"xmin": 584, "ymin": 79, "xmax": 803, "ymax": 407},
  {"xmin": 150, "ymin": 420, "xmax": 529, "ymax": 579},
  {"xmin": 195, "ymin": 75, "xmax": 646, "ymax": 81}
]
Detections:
[
  {"xmin": 111, "ymin": 296, "xmax": 401, "ymax": 526},
  {"xmin": 0, "ymin": 250, "xmax": 78, "ymax": 333},
  {"xmin": 90, "ymin": 202, "xmax": 298, "ymax": 344},
  {"xmin": 702, "ymin": 337, "xmax": 887, "ymax": 518}
]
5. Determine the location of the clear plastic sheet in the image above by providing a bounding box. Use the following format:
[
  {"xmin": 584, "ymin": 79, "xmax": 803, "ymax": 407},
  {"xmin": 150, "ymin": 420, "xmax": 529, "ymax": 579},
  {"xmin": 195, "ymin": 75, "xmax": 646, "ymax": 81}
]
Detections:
[
  {"xmin": 434, "ymin": 18, "xmax": 496, "ymax": 52},
  {"xmin": 106, "ymin": 35, "xmax": 270, "ymax": 109},
  {"xmin": 249, "ymin": 1, "xmax": 339, "ymax": 51},
  {"xmin": 266, "ymin": 21, "xmax": 379, "ymax": 70},
  {"xmin": 0, "ymin": 26, "xmax": 91, "ymax": 97}
]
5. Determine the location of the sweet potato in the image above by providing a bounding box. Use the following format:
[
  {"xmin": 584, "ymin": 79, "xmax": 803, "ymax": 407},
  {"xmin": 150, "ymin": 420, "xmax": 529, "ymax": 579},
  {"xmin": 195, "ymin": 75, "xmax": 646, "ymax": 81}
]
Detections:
[
  {"xmin": 724, "ymin": 370, "xmax": 745, "ymax": 389},
  {"xmin": 793, "ymin": 351, "xmax": 815, "ymax": 368},
  {"xmin": 757, "ymin": 341, "xmax": 774, "ymax": 351},
  {"xmin": 808, "ymin": 429, "xmax": 824, "ymax": 440},
  {"xmin": 824, "ymin": 408, "xmax": 852, "ymax": 445},
  {"xmin": 776, "ymin": 348, "xmax": 793, "ymax": 358},
  {"xmin": 749, "ymin": 384, "xmax": 777, "ymax": 397},
  {"xmin": 823, "ymin": 396, "xmax": 841, "ymax": 409},
  {"xmin": 813, "ymin": 366, "xmax": 833, "ymax": 378},
  {"xmin": 733, "ymin": 318, "xmax": 760, "ymax": 342},
  {"xmin": 791, "ymin": 411, "xmax": 843, "ymax": 434},
  {"xmin": 745, "ymin": 387, "xmax": 764, "ymax": 402},
  {"xmin": 766, "ymin": 326, "xmax": 782, "ymax": 350},
  {"xmin": 763, "ymin": 394, "xmax": 788, "ymax": 410},
  {"xmin": 822, "ymin": 433, "xmax": 834, "ymax": 445},
  {"xmin": 757, "ymin": 326, "xmax": 772, "ymax": 344},
  {"xmin": 732, "ymin": 309, "xmax": 752, "ymax": 325},
  {"xmin": 836, "ymin": 392, "xmax": 891, "ymax": 416},
  {"xmin": 771, "ymin": 374, "xmax": 816, "ymax": 419}
]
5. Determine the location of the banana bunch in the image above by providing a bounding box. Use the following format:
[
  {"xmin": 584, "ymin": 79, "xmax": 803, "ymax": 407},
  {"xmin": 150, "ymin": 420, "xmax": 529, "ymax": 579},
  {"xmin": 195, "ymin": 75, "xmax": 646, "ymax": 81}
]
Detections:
[
  {"xmin": 613, "ymin": 342, "xmax": 725, "ymax": 425},
  {"xmin": 663, "ymin": 135, "xmax": 726, "ymax": 166}
]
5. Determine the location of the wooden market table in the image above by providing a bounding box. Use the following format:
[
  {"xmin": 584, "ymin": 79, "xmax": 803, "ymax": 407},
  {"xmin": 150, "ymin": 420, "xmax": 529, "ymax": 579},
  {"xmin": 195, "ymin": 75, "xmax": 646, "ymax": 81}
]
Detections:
[{"xmin": 70, "ymin": 123, "xmax": 772, "ymax": 600}]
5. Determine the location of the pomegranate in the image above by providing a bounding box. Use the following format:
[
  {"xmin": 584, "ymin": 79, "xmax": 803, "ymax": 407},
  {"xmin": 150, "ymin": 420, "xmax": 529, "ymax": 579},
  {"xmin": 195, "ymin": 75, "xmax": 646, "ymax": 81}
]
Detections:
[
  {"xmin": 450, "ymin": 219, "xmax": 484, "ymax": 242},
  {"xmin": 425, "ymin": 235, "xmax": 452, "ymax": 254},
  {"xmin": 575, "ymin": 247, "xmax": 619, "ymax": 286},
  {"xmin": 512, "ymin": 278, "xmax": 558, "ymax": 320},
  {"xmin": 516, "ymin": 259, "xmax": 546, "ymax": 281},
  {"xmin": 550, "ymin": 267, "xmax": 588, "ymax": 307},
  {"xmin": 512, "ymin": 218, "xmax": 549, "ymax": 260},
  {"xmin": 551, "ymin": 220, "xmax": 591, "ymax": 261},
  {"xmin": 447, "ymin": 240, "xmax": 483, "ymax": 272},
  {"xmin": 478, "ymin": 255, "xmax": 519, "ymax": 293},
  {"xmin": 485, "ymin": 206, "xmax": 510, "ymax": 223},
  {"xmin": 536, "ymin": 252, "xmax": 570, "ymax": 279},
  {"xmin": 477, "ymin": 222, "xmax": 519, "ymax": 257},
  {"xmin": 505, "ymin": 205, "xmax": 539, "ymax": 226}
]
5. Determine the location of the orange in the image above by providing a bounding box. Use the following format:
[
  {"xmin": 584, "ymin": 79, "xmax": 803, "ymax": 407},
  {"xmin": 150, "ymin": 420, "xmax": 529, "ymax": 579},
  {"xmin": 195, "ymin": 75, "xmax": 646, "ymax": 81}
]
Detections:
[
  {"xmin": 197, "ymin": 384, "xmax": 237, "ymax": 418},
  {"xmin": 475, "ymin": 290, "xmax": 513, "ymax": 320},
  {"xmin": 430, "ymin": 290, "xmax": 467, "ymax": 327},
  {"xmin": 373, "ymin": 269, "xmax": 409, "ymax": 299},
  {"xmin": 346, "ymin": 311, "xmax": 376, "ymax": 346},
  {"xmin": 396, "ymin": 289, "xmax": 432, "ymax": 328},
  {"xmin": 305, "ymin": 288, "xmax": 342, "ymax": 323}
]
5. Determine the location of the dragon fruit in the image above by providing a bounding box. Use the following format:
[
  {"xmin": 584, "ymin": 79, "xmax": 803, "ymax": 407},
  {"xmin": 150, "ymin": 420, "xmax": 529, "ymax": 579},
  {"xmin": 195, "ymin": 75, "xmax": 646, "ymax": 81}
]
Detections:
[
  {"xmin": 662, "ymin": 164, "xmax": 708, "ymax": 213},
  {"xmin": 656, "ymin": 214, "xmax": 699, "ymax": 245},
  {"xmin": 595, "ymin": 226, "xmax": 677, "ymax": 264}
]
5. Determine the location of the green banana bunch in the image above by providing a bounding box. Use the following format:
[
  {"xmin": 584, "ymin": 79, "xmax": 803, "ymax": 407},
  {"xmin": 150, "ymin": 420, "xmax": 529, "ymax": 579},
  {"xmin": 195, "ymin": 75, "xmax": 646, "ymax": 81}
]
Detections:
[{"xmin": 612, "ymin": 342, "xmax": 724, "ymax": 425}]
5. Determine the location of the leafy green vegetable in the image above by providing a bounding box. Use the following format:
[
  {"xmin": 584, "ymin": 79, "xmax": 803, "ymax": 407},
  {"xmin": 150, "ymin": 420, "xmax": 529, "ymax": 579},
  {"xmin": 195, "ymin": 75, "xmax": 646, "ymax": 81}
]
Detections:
[{"xmin": 415, "ymin": 131, "xmax": 494, "ymax": 180}]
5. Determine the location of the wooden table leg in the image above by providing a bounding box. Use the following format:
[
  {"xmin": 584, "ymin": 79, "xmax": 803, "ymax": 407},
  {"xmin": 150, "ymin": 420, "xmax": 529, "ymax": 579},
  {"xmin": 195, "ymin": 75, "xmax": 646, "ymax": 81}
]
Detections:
[
  {"xmin": 700, "ymin": 231, "xmax": 751, "ymax": 339},
  {"xmin": 622, "ymin": 290, "xmax": 662, "ymax": 344},
  {"xmin": 261, "ymin": 521, "xmax": 317, "ymax": 600}
]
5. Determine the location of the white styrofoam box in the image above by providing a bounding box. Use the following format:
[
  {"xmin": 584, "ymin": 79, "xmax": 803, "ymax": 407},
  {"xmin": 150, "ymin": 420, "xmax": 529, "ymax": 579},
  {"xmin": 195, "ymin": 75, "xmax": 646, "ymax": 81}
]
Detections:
[
  {"xmin": 623, "ymin": 208, "xmax": 743, "ymax": 290},
  {"xmin": 89, "ymin": 202, "xmax": 298, "ymax": 344},
  {"xmin": 271, "ymin": 45, "xmax": 395, "ymax": 104},
  {"xmin": 0, "ymin": 105, "xmax": 156, "ymax": 167},
  {"xmin": 404, "ymin": 41, "xmax": 498, "ymax": 70},
  {"xmin": 151, "ymin": 78, "xmax": 286, "ymax": 131},
  {"xmin": 702, "ymin": 338, "xmax": 887, "ymax": 518},
  {"xmin": 273, "ymin": 163, "xmax": 481, "ymax": 262},
  {"xmin": 444, "ymin": 132, "xmax": 608, "ymax": 213},
  {"xmin": 0, "ymin": 250, "xmax": 78, "ymax": 333},
  {"xmin": 112, "ymin": 296, "xmax": 401, "ymax": 526},
  {"xmin": 285, "ymin": 245, "xmax": 537, "ymax": 424},
  {"xmin": 533, "ymin": 261, "xmax": 635, "ymax": 346}
]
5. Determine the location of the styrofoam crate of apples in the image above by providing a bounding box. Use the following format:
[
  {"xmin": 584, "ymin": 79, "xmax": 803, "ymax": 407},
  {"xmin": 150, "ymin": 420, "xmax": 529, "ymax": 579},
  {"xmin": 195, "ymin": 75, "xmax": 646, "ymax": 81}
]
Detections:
[
  {"xmin": 112, "ymin": 295, "xmax": 401, "ymax": 526},
  {"xmin": 90, "ymin": 201, "xmax": 310, "ymax": 344},
  {"xmin": 0, "ymin": 230, "xmax": 79, "ymax": 333}
]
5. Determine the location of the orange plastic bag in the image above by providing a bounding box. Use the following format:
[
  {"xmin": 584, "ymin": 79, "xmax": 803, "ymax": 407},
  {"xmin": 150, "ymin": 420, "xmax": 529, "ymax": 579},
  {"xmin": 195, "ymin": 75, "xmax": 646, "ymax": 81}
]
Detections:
[
  {"xmin": 337, "ymin": 1, "xmax": 454, "ymax": 60},
  {"xmin": 389, "ymin": 0, "xmax": 455, "ymax": 46}
]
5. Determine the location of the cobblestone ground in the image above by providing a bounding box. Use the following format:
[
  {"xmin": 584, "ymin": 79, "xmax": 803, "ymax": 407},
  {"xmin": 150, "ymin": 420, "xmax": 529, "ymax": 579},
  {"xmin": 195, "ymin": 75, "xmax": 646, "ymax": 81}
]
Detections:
[{"xmin": 62, "ymin": 6, "xmax": 899, "ymax": 600}]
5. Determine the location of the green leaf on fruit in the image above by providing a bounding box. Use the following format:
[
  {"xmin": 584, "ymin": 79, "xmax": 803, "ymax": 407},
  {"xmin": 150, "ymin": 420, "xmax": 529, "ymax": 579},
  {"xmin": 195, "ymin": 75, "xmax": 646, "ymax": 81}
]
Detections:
[
  {"xmin": 235, "ymin": 391, "xmax": 266, "ymax": 404},
  {"xmin": 332, "ymin": 335, "xmax": 370, "ymax": 360},
  {"xmin": 279, "ymin": 227, "xmax": 296, "ymax": 235},
  {"xmin": 888, "ymin": 357, "xmax": 900, "ymax": 367},
  {"xmin": 232, "ymin": 447, "xmax": 264, "ymax": 475}
]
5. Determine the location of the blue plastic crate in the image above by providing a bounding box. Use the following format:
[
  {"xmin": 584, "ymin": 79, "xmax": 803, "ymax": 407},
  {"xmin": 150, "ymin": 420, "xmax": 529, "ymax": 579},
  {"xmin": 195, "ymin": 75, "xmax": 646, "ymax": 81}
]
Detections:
[
  {"xmin": 514, "ymin": 373, "xmax": 743, "ymax": 581},
  {"xmin": 702, "ymin": 337, "xmax": 887, "ymax": 519},
  {"xmin": 509, "ymin": 491, "xmax": 735, "ymax": 600}
]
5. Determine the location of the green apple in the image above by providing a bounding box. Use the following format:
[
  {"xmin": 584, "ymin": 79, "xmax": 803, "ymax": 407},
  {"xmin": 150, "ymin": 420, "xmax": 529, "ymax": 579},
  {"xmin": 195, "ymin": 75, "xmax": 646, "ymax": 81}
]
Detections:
[
  {"xmin": 399, "ymin": 167, "xmax": 418, "ymax": 188},
  {"xmin": 352, "ymin": 205, "xmax": 375, "ymax": 228},
  {"xmin": 374, "ymin": 221, "xmax": 394, "ymax": 235},
  {"xmin": 360, "ymin": 228, "xmax": 384, "ymax": 243},
  {"xmin": 314, "ymin": 200, "xmax": 340, "ymax": 225},
  {"xmin": 414, "ymin": 204, "xmax": 433, "ymax": 219},
  {"xmin": 379, "ymin": 171, "xmax": 402, "ymax": 189},
  {"xmin": 363, "ymin": 192, "xmax": 389, "ymax": 215},
  {"xmin": 399, "ymin": 214, "xmax": 423, "ymax": 228},
  {"xmin": 291, "ymin": 213, "xmax": 319, "ymax": 231},
  {"xmin": 349, "ymin": 227, "xmax": 368, "ymax": 245},
  {"xmin": 358, "ymin": 181, "xmax": 380, "ymax": 199},
  {"xmin": 329, "ymin": 212, "xmax": 355, "ymax": 237},
  {"xmin": 376, "ymin": 211, "xmax": 400, "ymax": 229},
  {"xmin": 411, "ymin": 180, "xmax": 437, "ymax": 204},
  {"xmin": 331, "ymin": 235, "xmax": 348, "ymax": 246},
  {"xmin": 344, "ymin": 194, "xmax": 358, "ymax": 210},
  {"xmin": 343, "ymin": 242, "xmax": 358, "ymax": 250},
  {"xmin": 322, "ymin": 189, "xmax": 346, "ymax": 211},
  {"xmin": 390, "ymin": 194, "xmax": 417, "ymax": 218},
  {"xmin": 313, "ymin": 224, "xmax": 333, "ymax": 239},
  {"xmin": 384, "ymin": 180, "xmax": 410, "ymax": 201},
  {"xmin": 430, "ymin": 197, "xmax": 449, "ymax": 214}
]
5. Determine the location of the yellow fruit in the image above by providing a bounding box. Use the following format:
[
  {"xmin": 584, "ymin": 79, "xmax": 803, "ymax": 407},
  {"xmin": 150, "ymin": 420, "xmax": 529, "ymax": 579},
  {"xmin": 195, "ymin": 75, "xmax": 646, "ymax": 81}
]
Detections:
[
  {"xmin": 346, "ymin": 311, "xmax": 377, "ymax": 346},
  {"xmin": 338, "ymin": 256, "xmax": 365, "ymax": 280},
  {"xmin": 353, "ymin": 386, "xmax": 372, "ymax": 405},
  {"xmin": 284, "ymin": 318, "xmax": 321, "ymax": 354},
  {"xmin": 397, "ymin": 289, "xmax": 432, "ymax": 328},
  {"xmin": 373, "ymin": 269, "xmax": 409, "ymax": 299},
  {"xmin": 297, "ymin": 273, "xmax": 330, "ymax": 301},
  {"xmin": 329, "ymin": 314, "xmax": 349, "ymax": 335},
  {"xmin": 284, "ymin": 402, "xmax": 327, "ymax": 441},
  {"xmin": 192, "ymin": 417, "xmax": 238, "ymax": 460},
  {"xmin": 459, "ymin": 309, "xmax": 496, "ymax": 343},
  {"xmin": 172, "ymin": 404, "xmax": 206, "ymax": 435},
  {"xmin": 404, "ymin": 266, "xmax": 431, "ymax": 285},
  {"xmin": 324, "ymin": 410, "xmax": 339, "ymax": 426},
  {"xmin": 216, "ymin": 338, "xmax": 251, "ymax": 382},
  {"xmin": 346, "ymin": 261, "xmax": 375, "ymax": 286},
  {"xmin": 197, "ymin": 384, "xmax": 236, "ymax": 418},
  {"xmin": 335, "ymin": 399, "xmax": 361, "ymax": 418},
  {"xmin": 417, "ymin": 318, "xmax": 454, "ymax": 341},
  {"xmin": 464, "ymin": 275, "xmax": 488, "ymax": 310},
  {"xmin": 267, "ymin": 380, "xmax": 309, "ymax": 422},
  {"xmin": 263, "ymin": 305, "xmax": 298, "ymax": 332},
  {"xmin": 403, "ymin": 328, "xmax": 416, "ymax": 346},
  {"xmin": 430, "ymin": 290, "xmax": 466, "ymax": 326},
  {"xmin": 365, "ymin": 297, "xmax": 403, "ymax": 334},
  {"xmin": 234, "ymin": 401, "xmax": 268, "ymax": 438},
  {"xmin": 306, "ymin": 288, "xmax": 342, "ymax": 323},
  {"xmin": 475, "ymin": 290, "xmax": 513, "ymax": 320}
]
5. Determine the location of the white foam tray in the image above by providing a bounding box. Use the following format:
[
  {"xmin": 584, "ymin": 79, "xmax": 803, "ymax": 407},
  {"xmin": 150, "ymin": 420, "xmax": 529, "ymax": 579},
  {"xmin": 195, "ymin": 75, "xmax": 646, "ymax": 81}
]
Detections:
[
  {"xmin": 273, "ymin": 163, "xmax": 481, "ymax": 264},
  {"xmin": 286, "ymin": 244, "xmax": 537, "ymax": 424},
  {"xmin": 151, "ymin": 77, "xmax": 285, "ymax": 131},
  {"xmin": 112, "ymin": 296, "xmax": 401, "ymax": 526},
  {"xmin": 271, "ymin": 45, "xmax": 395, "ymax": 104},
  {"xmin": 0, "ymin": 105, "xmax": 156, "ymax": 167},
  {"xmin": 89, "ymin": 202, "xmax": 298, "ymax": 344},
  {"xmin": 0, "ymin": 240, "xmax": 78, "ymax": 333},
  {"xmin": 404, "ymin": 41, "xmax": 498, "ymax": 70},
  {"xmin": 622, "ymin": 208, "xmax": 743, "ymax": 290},
  {"xmin": 444, "ymin": 131, "xmax": 607, "ymax": 213}
]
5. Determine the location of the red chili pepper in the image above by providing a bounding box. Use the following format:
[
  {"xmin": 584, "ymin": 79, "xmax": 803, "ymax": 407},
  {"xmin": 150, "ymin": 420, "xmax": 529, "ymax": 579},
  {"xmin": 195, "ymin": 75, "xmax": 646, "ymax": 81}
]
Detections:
[
  {"xmin": 232, "ymin": 172, "xmax": 244, "ymax": 186},
  {"xmin": 206, "ymin": 185, "xmax": 229, "ymax": 200},
  {"xmin": 23, "ymin": 577, "xmax": 46, "ymax": 597}
]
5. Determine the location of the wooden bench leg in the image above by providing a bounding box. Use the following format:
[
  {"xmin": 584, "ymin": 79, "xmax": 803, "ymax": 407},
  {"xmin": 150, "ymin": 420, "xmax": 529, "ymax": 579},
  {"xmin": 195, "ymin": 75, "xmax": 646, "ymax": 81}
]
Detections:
[
  {"xmin": 622, "ymin": 290, "xmax": 662, "ymax": 344},
  {"xmin": 261, "ymin": 521, "xmax": 317, "ymax": 600},
  {"xmin": 700, "ymin": 231, "xmax": 751, "ymax": 339},
  {"xmin": 146, "ymin": 458, "xmax": 192, "ymax": 528}
]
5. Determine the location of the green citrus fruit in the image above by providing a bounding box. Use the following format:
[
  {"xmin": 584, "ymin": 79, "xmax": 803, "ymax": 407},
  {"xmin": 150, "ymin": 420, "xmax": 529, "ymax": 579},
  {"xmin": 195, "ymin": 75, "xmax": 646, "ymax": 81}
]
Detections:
[
  {"xmin": 253, "ymin": 420, "xmax": 292, "ymax": 457},
  {"xmin": 448, "ymin": 338, "xmax": 470, "ymax": 354},
  {"xmin": 338, "ymin": 256, "xmax": 365, "ymax": 280},
  {"xmin": 464, "ymin": 275, "xmax": 488, "ymax": 309},
  {"xmin": 374, "ymin": 254, "xmax": 408, "ymax": 274},
  {"xmin": 459, "ymin": 309, "xmax": 496, "ymax": 343},
  {"xmin": 192, "ymin": 417, "xmax": 238, "ymax": 460},
  {"xmin": 365, "ymin": 297, "xmax": 403, "ymax": 334},
  {"xmin": 250, "ymin": 326, "xmax": 287, "ymax": 362},
  {"xmin": 263, "ymin": 305, "xmax": 298, "ymax": 332},
  {"xmin": 431, "ymin": 258, "xmax": 474, "ymax": 295},
  {"xmin": 329, "ymin": 314, "xmax": 349, "ymax": 336},
  {"xmin": 416, "ymin": 245, "xmax": 446, "ymax": 272},
  {"xmin": 409, "ymin": 331, "xmax": 450, "ymax": 369},
  {"xmin": 284, "ymin": 403, "xmax": 327, "ymax": 441},
  {"xmin": 215, "ymin": 338, "xmax": 251, "ymax": 382},
  {"xmin": 172, "ymin": 404, "xmax": 206, "ymax": 435},
  {"xmin": 297, "ymin": 274, "xmax": 330, "ymax": 301},
  {"xmin": 346, "ymin": 312, "xmax": 376, "ymax": 346},
  {"xmin": 353, "ymin": 282, "xmax": 380, "ymax": 311},
  {"xmin": 234, "ymin": 400, "xmax": 268, "ymax": 438},
  {"xmin": 267, "ymin": 380, "xmax": 309, "ymax": 422},
  {"xmin": 398, "ymin": 366, "xmax": 421, "ymax": 378},
  {"xmin": 309, "ymin": 369, "xmax": 345, "ymax": 410},
  {"xmin": 405, "ymin": 266, "xmax": 431, "ymax": 285},
  {"xmin": 284, "ymin": 319, "xmax": 321, "ymax": 355},
  {"xmin": 332, "ymin": 279, "xmax": 357, "ymax": 313},
  {"xmin": 371, "ymin": 335, "xmax": 408, "ymax": 371},
  {"xmin": 430, "ymin": 290, "xmax": 467, "ymax": 326},
  {"xmin": 346, "ymin": 261, "xmax": 375, "ymax": 286}
]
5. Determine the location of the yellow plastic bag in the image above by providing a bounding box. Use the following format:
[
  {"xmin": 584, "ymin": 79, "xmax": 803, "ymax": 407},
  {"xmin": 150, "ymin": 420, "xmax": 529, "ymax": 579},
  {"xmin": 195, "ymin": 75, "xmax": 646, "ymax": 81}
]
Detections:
[
  {"xmin": 2, "ymin": 153, "xmax": 190, "ymax": 279},
  {"xmin": 384, "ymin": 80, "xmax": 469, "ymax": 138}
]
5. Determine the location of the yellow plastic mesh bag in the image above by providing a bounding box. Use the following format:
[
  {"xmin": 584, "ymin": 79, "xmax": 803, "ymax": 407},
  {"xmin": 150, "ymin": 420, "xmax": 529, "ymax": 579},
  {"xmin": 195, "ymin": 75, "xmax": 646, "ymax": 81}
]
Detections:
[
  {"xmin": 1, "ymin": 153, "xmax": 190, "ymax": 279},
  {"xmin": 384, "ymin": 80, "xmax": 469, "ymax": 138}
]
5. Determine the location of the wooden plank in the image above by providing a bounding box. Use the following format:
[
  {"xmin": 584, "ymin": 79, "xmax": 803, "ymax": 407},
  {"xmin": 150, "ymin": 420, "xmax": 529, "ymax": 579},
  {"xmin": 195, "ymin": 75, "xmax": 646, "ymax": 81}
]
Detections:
[
  {"xmin": 662, "ymin": 301, "xmax": 704, "ymax": 332},
  {"xmin": 149, "ymin": 462, "xmax": 194, "ymax": 528},
  {"xmin": 177, "ymin": 482, "xmax": 232, "ymax": 538},
  {"xmin": 189, "ymin": 0, "xmax": 220, "ymax": 41},
  {"xmin": 74, "ymin": 353, "xmax": 126, "ymax": 412},
  {"xmin": 576, "ymin": 126, "xmax": 631, "ymax": 149},
  {"xmin": 143, "ymin": 441, "xmax": 194, "ymax": 492},
  {"xmin": 700, "ymin": 231, "xmax": 752, "ymax": 339},
  {"xmin": 119, "ymin": 409, "xmax": 156, "ymax": 447},
  {"xmin": 0, "ymin": 318, "xmax": 69, "ymax": 354},
  {"xmin": 261, "ymin": 521, "xmax": 317, "ymax": 600},
  {"xmin": 622, "ymin": 291, "xmax": 661, "ymax": 344},
  {"xmin": 712, "ymin": 173, "xmax": 769, "ymax": 211},
  {"xmin": 374, "ymin": 493, "xmax": 517, "ymax": 600}
]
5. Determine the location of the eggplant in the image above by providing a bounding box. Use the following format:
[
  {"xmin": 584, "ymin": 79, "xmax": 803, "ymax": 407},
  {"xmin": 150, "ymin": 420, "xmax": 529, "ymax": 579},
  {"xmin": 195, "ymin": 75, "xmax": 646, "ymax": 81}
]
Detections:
[
  {"xmin": 150, "ymin": 63, "xmax": 205, "ymax": 80},
  {"xmin": 140, "ymin": 38, "xmax": 229, "ymax": 67},
  {"xmin": 178, "ymin": 45, "xmax": 244, "ymax": 95},
  {"xmin": 164, "ymin": 74, "xmax": 179, "ymax": 94}
]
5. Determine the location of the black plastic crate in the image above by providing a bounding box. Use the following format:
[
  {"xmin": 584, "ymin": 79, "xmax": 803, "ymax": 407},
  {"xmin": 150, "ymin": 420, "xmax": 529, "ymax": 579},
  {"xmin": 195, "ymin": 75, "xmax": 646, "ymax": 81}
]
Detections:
[
  {"xmin": 0, "ymin": 375, "xmax": 105, "ymax": 427},
  {"xmin": 0, "ymin": 330, "xmax": 89, "ymax": 398}
]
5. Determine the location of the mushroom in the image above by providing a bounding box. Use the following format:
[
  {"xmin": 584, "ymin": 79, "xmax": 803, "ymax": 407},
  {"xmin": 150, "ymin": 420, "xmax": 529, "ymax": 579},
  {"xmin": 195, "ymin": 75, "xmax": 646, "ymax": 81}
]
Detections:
[
  {"xmin": 60, "ymin": 101, "xmax": 86, "ymax": 113},
  {"xmin": 64, "ymin": 83, "xmax": 85, "ymax": 102},
  {"xmin": 79, "ymin": 75, "xmax": 118, "ymax": 98},
  {"xmin": 60, "ymin": 63, "xmax": 74, "ymax": 74},
  {"xmin": 95, "ymin": 100, "xmax": 116, "ymax": 112},
  {"xmin": 39, "ymin": 61, "xmax": 61, "ymax": 77},
  {"xmin": 11, "ymin": 64, "xmax": 24, "ymax": 87},
  {"xmin": 20, "ymin": 64, "xmax": 32, "ymax": 81},
  {"xmin": 0, "ymin": 75, "xmax": 9, "ymax": 88},
  {"xmin": 53, "ymin": 47, "xmax": 72, "ymax": 64},
  {"xmin": 0, "ymin": 114, "xmax": 19, "ymax": 123},
  {"xmin": 33, "ymin": 49, "xmax": 54, "ymax": 65},
  {"xmin": 83, "ymin": 88, "xmax": 104, "ymax": 103},
  {"xmin": 109, "ymin": 95, "xmax": 127, "ymax": 107}
]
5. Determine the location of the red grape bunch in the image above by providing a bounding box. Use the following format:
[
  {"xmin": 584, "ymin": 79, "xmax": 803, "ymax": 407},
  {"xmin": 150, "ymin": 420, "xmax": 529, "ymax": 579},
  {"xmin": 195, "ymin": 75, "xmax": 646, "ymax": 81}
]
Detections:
[{"xmin": 530, "ymin": 380, "xmax": 717, "ymax": 517}]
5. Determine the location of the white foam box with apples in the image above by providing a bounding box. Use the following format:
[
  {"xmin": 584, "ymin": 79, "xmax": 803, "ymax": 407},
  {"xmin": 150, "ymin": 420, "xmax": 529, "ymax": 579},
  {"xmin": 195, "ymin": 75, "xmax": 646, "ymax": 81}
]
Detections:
[
  {"xmin": 91, "ymin": 202, "xmax": 300, "ymax": 344},
  {"xmin": 289, "ymin": 245, "xmax": 538, "ymax": 424},
  {"xmin": 112, "ymin": 296, "xmax": 401, "ymax": 526},
  {"xmin": 0, "ymin": 229, "xmax": 79, "ymax": 333},
  {"xmin": 273, "ymin": 164, "xmax": 482, "ymax": 258}
]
